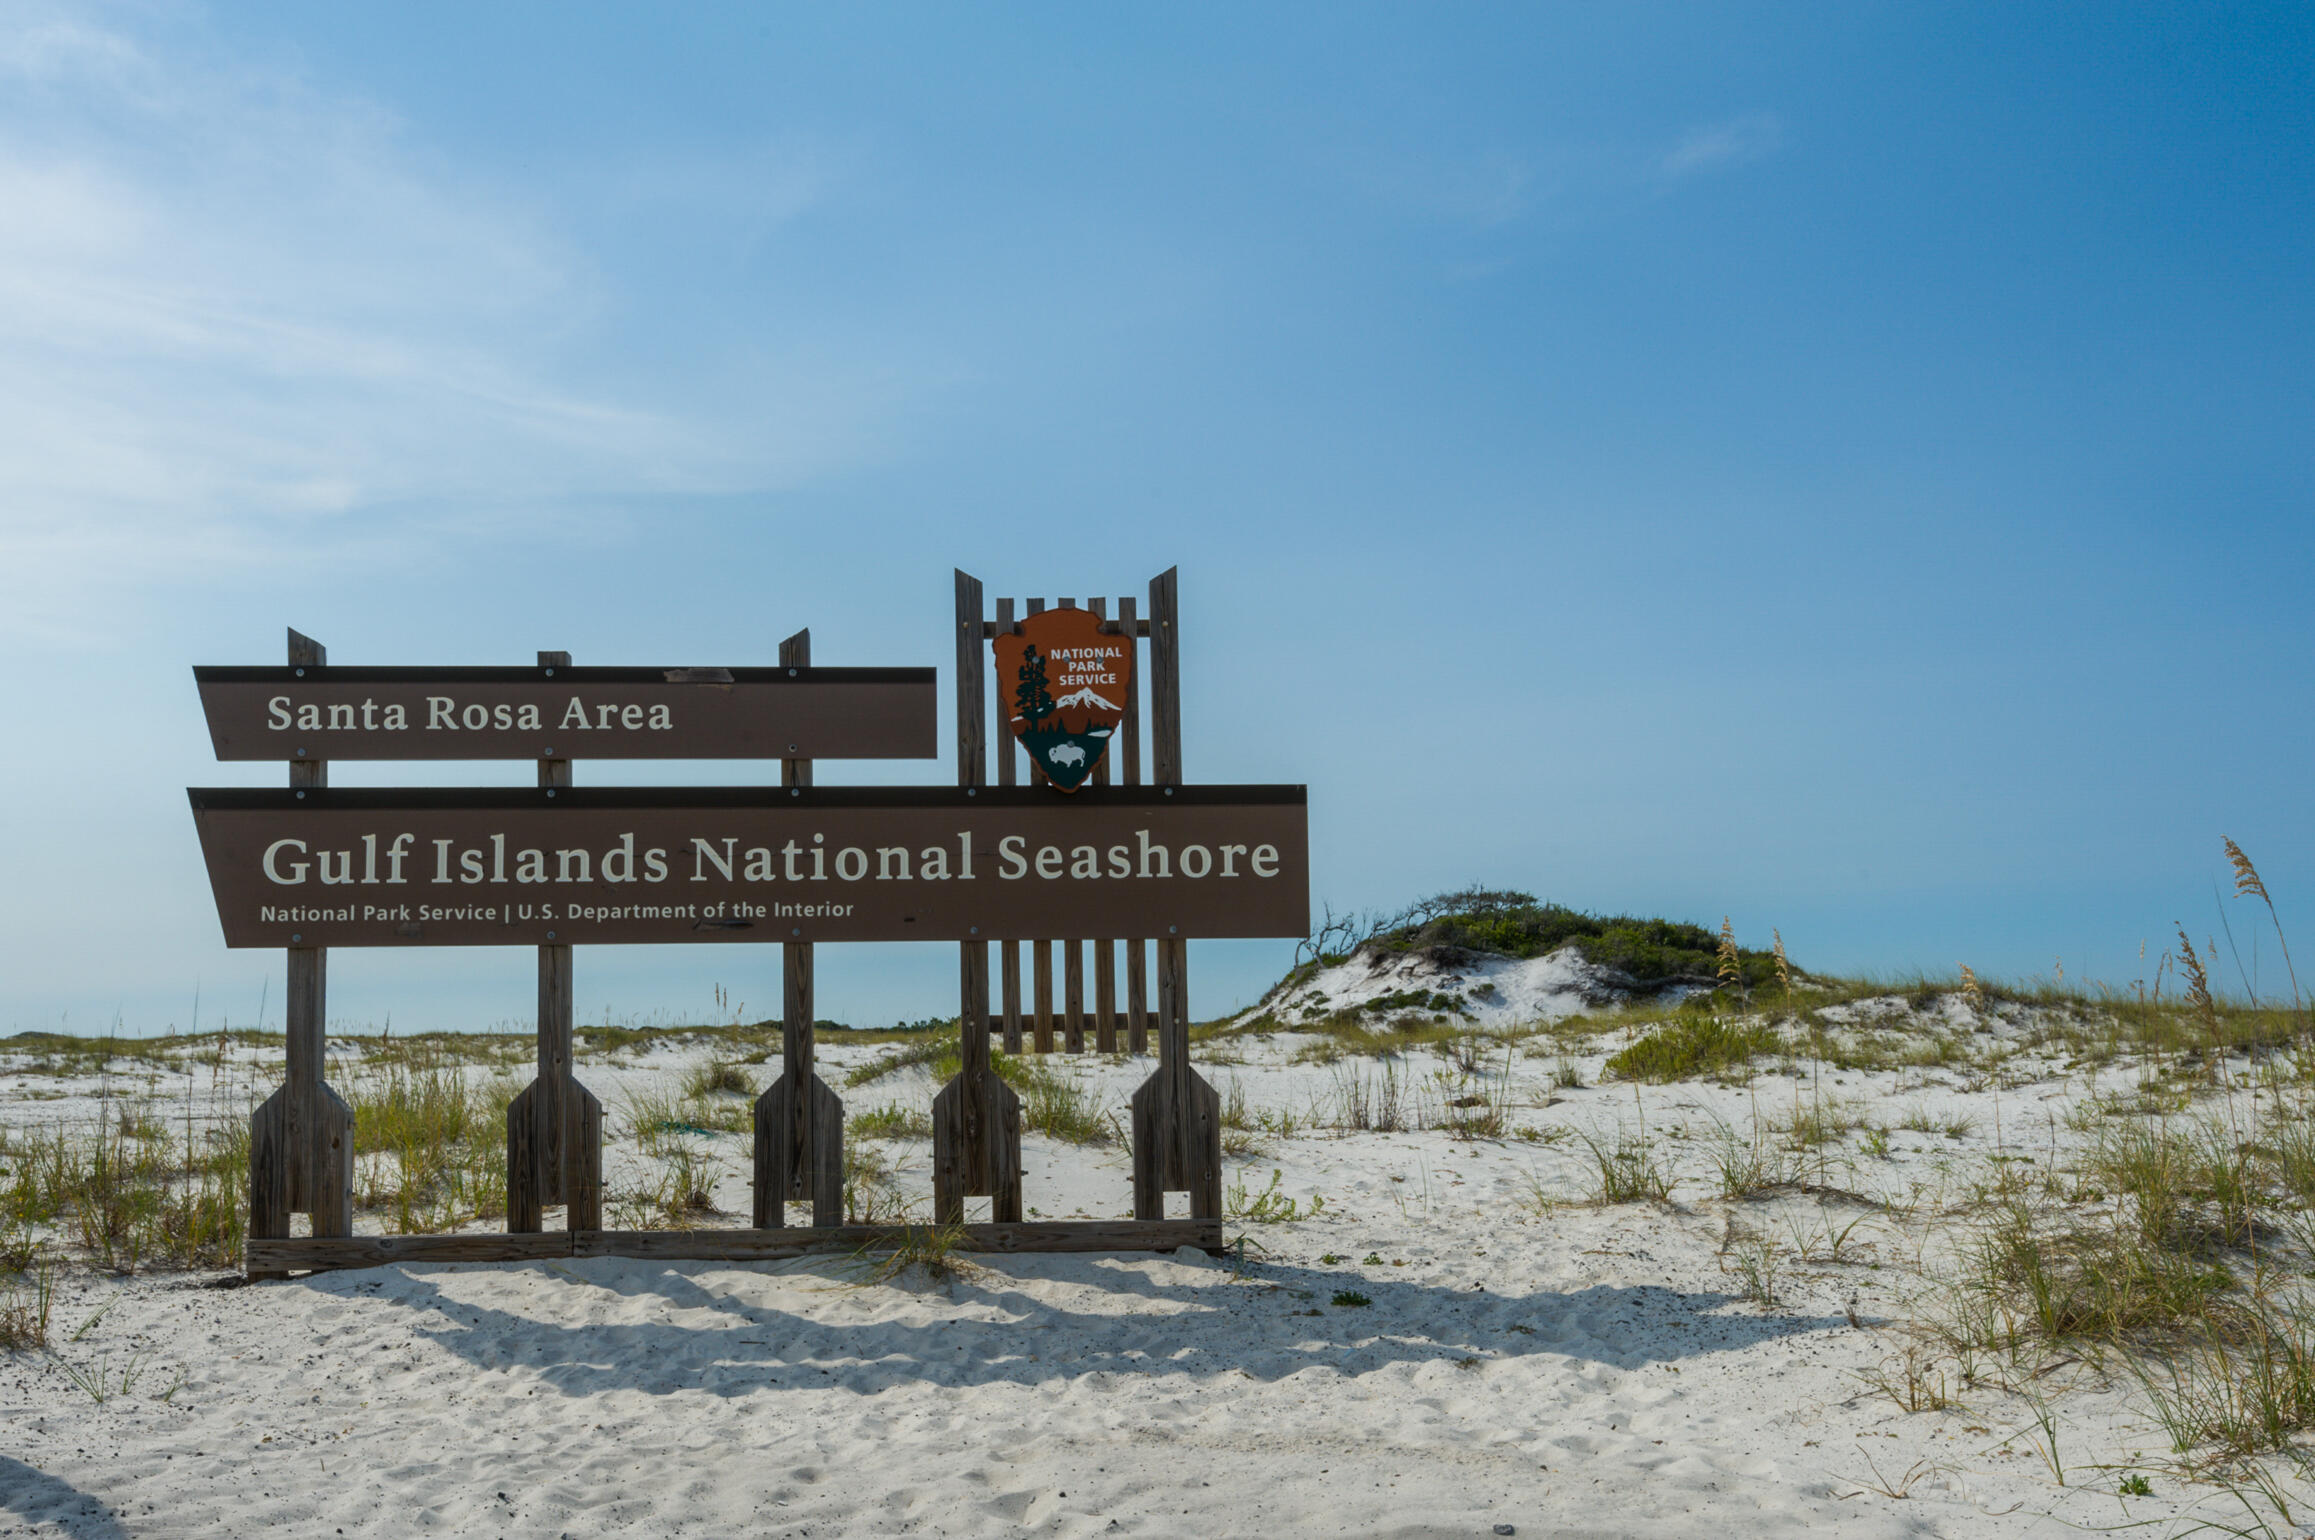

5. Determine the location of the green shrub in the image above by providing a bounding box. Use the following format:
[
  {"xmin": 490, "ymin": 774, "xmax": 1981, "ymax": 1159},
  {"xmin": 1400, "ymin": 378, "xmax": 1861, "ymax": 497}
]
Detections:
[
  {"xmin": 1366, "ymin": 891, "xmax": 1787, "ymax": 991},
  {"xmin": 1603, "ymin": 1017, "xmax": 1780, "ymax": 1083}
]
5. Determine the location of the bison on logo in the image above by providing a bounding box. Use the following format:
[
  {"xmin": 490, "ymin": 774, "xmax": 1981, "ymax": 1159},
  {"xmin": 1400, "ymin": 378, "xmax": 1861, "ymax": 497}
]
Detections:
[{"xmin": 992, "ymin": 607, "xmax": 1131, "ymax": 792}]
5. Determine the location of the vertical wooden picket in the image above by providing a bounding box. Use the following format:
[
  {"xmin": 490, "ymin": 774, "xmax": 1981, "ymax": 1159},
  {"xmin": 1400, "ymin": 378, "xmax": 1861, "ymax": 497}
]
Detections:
[
  {"xmin": 995, "ymin": 597, "xmax": 1024, "ymax": 1054},
  {"xmin": 1118, "ymin": 594, "xmax": 1150, "ymax": 1055},
  {"xmin": 753, "ymin": 629, "xmax": 845, "ymax": 1228},
  {"xmin": 931, "ymin": 572, "xmax": 1024, "ymax": 1222}
]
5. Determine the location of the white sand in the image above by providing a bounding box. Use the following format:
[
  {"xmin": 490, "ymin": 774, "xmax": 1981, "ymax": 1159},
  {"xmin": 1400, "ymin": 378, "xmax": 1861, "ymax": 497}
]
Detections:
[{"xmin": 1, "ymin": 1003, "xmax": 2299, "ymax": 1538}]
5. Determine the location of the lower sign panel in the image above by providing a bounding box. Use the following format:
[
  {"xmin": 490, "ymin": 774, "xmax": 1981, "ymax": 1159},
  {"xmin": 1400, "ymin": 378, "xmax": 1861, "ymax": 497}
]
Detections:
[{"xmin": 187, "ymin": 785, "xmax": 1307, "ymax": 948}]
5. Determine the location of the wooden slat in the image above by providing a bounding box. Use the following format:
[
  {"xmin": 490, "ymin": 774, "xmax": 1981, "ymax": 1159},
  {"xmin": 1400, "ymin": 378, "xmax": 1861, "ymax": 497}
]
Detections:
[
  {"xmin": 955, "ymin": 571, "xmax": 985, "ymax": 789},
  {"xmin": 1033, "ymin": 940, "xmax": 1054, "ymax": 1054},
  {"xmin": 995, "ymin": 598, "xmax": 1022, "ymax": 1052},
  {"xmin": 1064, "ymin": 938, "xmax": 1085, "ymax": 1053},
  {"xmin": 1126, "ymin": 940, "xmax": 1148, "ymax": 1056},
  {"xmin": 1023, "ymin": 596, "xmax": 1047, "ymax": 789},
  {"xmin": 1117, "ymin": 595, "xmax": 1148, "ymax": 1054},
  {"xmin": 247, "ymin": 1219, "xmax": 1223, "ymax": 1274},
  {"xmin": 1149, "ymin": 567, "xmax": 1181, "ymax": 787},
  {"xmin": 1095, "ymin": 938, "xmax": 1117, "ymax": 1054},
  {"xmin": 1089, "ymin": 599, "xmax": 1117, "ymax": 1053}
]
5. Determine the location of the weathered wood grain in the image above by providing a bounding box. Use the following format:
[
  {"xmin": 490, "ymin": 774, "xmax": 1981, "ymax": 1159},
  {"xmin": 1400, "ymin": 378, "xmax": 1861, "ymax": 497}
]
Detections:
[
  {"xmin": 934, "ymin": 576, "xmax": 1024, "ymax": 1224},
  {"xmin": 995, "ymin": 597, "xmax": 1023, "ymax": 1052},
  {"xmin": 1033, "ymin": 939, "xmax": 1054, "ymax": 1054},
  {"xmin": 1117, "ymin": 595, "xmax": 1149, "ymax": 1054},
  {"xmin": 1127, "ymin": 572, "xmax": 1222, "ymax": 1219},
  {"xmin": 571, "ymin": 1219, "xmax": 1220, "ymax": 1260},
  {"xmin": 248, "ymin": 627, "xmax": 350, "ymax": 1279},
  {"xmin": 955, "ymin": 570, "xmax": 985, "ymax": 789},
  {"xmin": 250, "ymin": 1214, "xmax": 1220, "ymax": 1275},
  {"xmin": 507, "ymin": 648, "xmax": 602, "ymax": 1234},
  {"xmin": 247, "ymin": 1232, "xmax": 579, "ymax": 1273},
  {"xmin": 1064, "ymin": 938, "xmax": 1085, "ymax": 1053},
  {"xmin": 1095, "ymin": 937, "xmax": 1117, "ymax": 1054}
]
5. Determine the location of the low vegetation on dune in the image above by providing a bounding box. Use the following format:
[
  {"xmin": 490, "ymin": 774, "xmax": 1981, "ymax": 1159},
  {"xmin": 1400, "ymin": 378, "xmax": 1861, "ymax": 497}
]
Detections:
[{"xmin": 1300, "ymin": 885, "xmax": 1787, "ymax": 991}]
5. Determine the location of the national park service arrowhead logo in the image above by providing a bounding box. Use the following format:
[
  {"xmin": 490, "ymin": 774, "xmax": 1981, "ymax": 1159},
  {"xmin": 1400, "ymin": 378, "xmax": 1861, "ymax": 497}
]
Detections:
[{"xmin": 993, "ymin": 607, "xmax": 1130, "ymax": 792}]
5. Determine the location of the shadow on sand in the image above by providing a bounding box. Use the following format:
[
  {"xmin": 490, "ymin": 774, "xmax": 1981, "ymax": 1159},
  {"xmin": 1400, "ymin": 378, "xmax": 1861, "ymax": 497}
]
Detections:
[
  {"xmin": 0, "ymin": 1455, "xmax": 130, "ymax": 1539},
  {"xmin": 286, "ymin": 1245, "xmax": 1849, "ymax": 1401}
]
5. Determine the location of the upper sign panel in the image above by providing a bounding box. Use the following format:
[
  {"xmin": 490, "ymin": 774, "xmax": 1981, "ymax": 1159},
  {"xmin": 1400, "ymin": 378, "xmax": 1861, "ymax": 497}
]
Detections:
[{"xmin": 193, "ymin": 666, "xmax": 937, "ymax": 762}]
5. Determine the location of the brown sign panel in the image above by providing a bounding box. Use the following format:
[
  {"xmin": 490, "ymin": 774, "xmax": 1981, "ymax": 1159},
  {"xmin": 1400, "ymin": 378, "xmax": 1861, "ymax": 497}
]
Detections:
[
  {"xmin": 193, "ymin": 666, "xmax": 936, "ymax": 762},
  {"xmin": 187, "ymin": 785, "xmax": 1308, "ymax": 948},
  {"xmin": 993, "ymin": 608, "xmax": 1131, "ymax": 791}
]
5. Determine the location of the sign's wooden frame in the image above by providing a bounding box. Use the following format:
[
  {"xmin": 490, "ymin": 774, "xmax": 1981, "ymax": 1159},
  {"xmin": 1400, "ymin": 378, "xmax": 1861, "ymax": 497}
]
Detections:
[{"xmin": 232, "ymin": 568, "xmax": 1256, "ymax": 1278}]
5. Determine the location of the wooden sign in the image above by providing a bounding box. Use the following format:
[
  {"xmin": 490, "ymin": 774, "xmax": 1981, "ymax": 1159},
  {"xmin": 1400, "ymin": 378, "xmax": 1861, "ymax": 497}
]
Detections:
[
  {"xmin": 993, "ymin": 609, "xmax": 1130, "ymax": 791},
  {"xmin": 187, "ymin": 785, "xmax": 1308, "ymax": 948},
  {"xmin": 193, "ymin": 665, "xmax": 936, "ymax": 762}
]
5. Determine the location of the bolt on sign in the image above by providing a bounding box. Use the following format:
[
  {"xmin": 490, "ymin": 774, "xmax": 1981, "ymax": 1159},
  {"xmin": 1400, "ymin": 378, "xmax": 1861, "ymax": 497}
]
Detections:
[
  {"xmin": 187, "ymin": 786, "xmax": 1310, "ymax": 948},
  {"xmin": 993, "ymin": 608, "xmax": 1131, "ymax": 790},
  {"xmin": 193, "ymin": 664, "xmax": 936, "ymax": 761}
]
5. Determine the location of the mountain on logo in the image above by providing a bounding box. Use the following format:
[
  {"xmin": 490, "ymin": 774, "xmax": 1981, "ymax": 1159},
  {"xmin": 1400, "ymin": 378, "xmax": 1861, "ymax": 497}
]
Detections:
[{"xmin": 1053, "ymin": 686, "xmax": 1118, "ymax": 712}]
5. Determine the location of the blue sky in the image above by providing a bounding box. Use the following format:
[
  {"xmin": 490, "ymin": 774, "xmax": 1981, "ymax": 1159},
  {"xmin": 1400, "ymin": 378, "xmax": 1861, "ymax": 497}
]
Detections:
[{"xmin": 2, "ymin": 2, "xmax": 2310, "ymax": 1036}]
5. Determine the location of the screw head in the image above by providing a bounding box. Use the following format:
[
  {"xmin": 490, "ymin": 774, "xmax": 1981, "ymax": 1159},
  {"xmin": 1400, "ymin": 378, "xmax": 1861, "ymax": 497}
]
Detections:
[
  {"xmin": 295, "ymin": 790, "xmax": 305, "ymax": 799},
  {"xmin": 544, "ymin": 667, "xmax": 555, "ymax": 677},
  {"xmin": 293, "ymin": 667, "xmax": 305, "ymax": 677},
  {"xmin": 546, "ymin": 931, "xmax": 556, "ymax": 941},
  {"xmin": 791, "ymin": 927, "xmax": 801, "ymax": 937},
  {"xmin": 969, "ymin": 925, "xmax": 979, "ymax": 935},
  {"xmin": 546, "ymin": 789, "xmax": 556, "ymax": 798},
  {"xmin": 295, "ymin": 747, "xmax": 305, "ymax": 757},
  {"xmin": 290, "ymin": 933, "xmax": 301, "ymax": 943}
]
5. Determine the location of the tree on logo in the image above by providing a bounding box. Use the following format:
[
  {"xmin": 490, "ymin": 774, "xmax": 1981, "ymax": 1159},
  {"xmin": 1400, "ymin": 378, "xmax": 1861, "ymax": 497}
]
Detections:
[{"xmin": 1014, "ymin": 644, "xmax": 1056, "ymax": 725}]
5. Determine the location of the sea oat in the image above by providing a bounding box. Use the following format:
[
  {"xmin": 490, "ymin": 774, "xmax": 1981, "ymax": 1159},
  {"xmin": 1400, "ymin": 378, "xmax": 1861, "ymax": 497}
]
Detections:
[{"xmin": 2224, "ymin": 837, "xmax": 2301, "ymax": 1010}]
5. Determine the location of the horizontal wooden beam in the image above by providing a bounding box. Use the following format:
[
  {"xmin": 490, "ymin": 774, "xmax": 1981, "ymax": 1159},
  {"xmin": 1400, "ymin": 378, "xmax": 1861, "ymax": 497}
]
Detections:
[
  {"xmin": 245, "ymin": 1232, "xmax": 575, "ymax": 1271},
  {"xmin": 979, "ymin": 619, "xmax": 1151, "ymax": 639},
  {"xmin": 246, "ymin": 1218, "xmax": 1223, "ymax": 1275}
]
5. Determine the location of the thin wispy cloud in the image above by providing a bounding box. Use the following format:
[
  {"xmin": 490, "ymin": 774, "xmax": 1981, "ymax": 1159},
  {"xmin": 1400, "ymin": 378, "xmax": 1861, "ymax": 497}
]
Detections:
[
  {"xmin": 0, "ymin": 4, "xmax": 887, "ymax": 644},
  {"xmin": 1661, "ymin": 113, "xmax": 1784, "ymax": 178}
]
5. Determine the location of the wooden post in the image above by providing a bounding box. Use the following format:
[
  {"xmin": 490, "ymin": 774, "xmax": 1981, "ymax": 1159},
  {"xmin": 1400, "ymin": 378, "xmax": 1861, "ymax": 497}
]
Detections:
[
  {"xmin": 932, "ymin": 572, "xmax": 1024, "ymax": 1222},
  {"xmin": 995, "ymin": 598, "xmax": 1024, "ymax": 1054},
  {"xmin": 247, "ymin": 628, "xmax": 353, "ymax": 1277},
  {"xmin": 1118, "ymin": 594, "xmax": 1150, "ymax": 1056},
  {"xmin": 508, "ymin": 650, "xmax": 604, "ymax": 1234},
  {"xmin": 754, "ymin": 629, "xmax": 845, "ymax": 1228},
  {"xmin": 1130, "ymin": 568, "xmax": 1222, "ymax": 1223}
]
